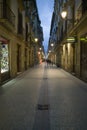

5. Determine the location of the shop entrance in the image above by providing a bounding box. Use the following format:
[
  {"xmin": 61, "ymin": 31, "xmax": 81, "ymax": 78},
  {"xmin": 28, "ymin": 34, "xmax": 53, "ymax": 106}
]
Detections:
[
  {"xmin": 17, "ymin": 44, "xmax": 21, "ymax": 73},
  {"xmin": 0, "ymin": 37, "xmax": 10, "ymax": 82},
  {"xmin": 81, "ymin": 41, "xmax": 87, "ymax": 81},
  {"xmin": 25, "ymin": 48, "xmax": 27, "ymax": 70}
]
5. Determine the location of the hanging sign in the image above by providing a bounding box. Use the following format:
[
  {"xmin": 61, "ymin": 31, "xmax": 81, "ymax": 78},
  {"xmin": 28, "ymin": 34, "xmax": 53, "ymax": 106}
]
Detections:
[
  {"xmin": 80, "ymin": 37, "xmax": 87, "ymax": 42},
  {"xmin": 67, "ymin": 37, "xmax": 76, "ymax": 43}
]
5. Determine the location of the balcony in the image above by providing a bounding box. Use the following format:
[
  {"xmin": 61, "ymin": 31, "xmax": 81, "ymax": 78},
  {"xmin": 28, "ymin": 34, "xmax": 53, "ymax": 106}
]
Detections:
[
  {"xmin": 17, "ymin": 26, "xmax": 25, "ymax": 40},
  {"xmin": 66, "ymin": 2, "xmax": 87, "ymax": 36},
  {"xmin": 0, "ymin": 2, "xmax": 15, "ymax": 30}
]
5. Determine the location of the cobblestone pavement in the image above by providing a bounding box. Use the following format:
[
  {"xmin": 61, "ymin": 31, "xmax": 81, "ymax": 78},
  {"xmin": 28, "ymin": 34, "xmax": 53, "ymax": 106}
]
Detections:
[{"xmin": 0, "ymin": 63, "xmax": 87, "ymax": 130}]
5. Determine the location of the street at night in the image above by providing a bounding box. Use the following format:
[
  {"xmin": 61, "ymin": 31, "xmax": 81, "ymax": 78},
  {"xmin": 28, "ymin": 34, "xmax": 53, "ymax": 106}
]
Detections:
[
  {"xmin": 0, "ymin": 63, "xmax": 87, "ymax": 130},
  {"xmin": 0, "ymin": 0, "xmax": 87, "ymax": 129}
]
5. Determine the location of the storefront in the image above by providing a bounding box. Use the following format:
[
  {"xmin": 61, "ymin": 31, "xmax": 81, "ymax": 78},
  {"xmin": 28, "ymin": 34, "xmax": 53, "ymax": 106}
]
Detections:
[
  {"xmin": 0, "ymin": 37, "xmax": 10, "ymax": 83},
  {"xmin": 80, "ymin": 34, "xmax": 87, "ymax": 81}
]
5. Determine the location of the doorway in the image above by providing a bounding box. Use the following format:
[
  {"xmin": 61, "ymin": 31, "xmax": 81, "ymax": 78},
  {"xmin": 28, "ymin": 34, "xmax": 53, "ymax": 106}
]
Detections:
[
  {"xmin": 17, "ymin": 44, "xmax": 21, "ymax": 73},
  {"xmin": 80, "ymin": 41, "xmax": 87, "ymax": 81}
]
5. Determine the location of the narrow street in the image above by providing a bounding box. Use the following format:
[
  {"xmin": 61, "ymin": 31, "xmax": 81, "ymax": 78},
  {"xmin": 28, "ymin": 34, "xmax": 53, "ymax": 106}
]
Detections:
[{"xmin": 0, "ymin": 62, "xmax": 87, "ymax": 130}]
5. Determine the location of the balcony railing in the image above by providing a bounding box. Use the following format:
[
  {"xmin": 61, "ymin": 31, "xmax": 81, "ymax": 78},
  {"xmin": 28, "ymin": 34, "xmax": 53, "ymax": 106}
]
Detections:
[
  {"xmin": 75, "ymin": 3, "xmax": 83, "ymax": 22},
  {"xmin": 0, "ymin": 2, "xmax": 15, "ymax": 26},
  {"xmin": 75, "ymin": 2, "xmax": 87, "ymax": 25}
]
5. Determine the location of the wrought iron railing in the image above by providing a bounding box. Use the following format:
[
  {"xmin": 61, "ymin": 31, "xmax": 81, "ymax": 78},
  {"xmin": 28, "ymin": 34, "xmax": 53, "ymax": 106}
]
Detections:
[
  {"xmin": 0, "ymin": 2, "xmax": 15, "ymax": 26},
  {"xmin": 74, "ymin": 2, "xmax": 87, "ymax": 25}
]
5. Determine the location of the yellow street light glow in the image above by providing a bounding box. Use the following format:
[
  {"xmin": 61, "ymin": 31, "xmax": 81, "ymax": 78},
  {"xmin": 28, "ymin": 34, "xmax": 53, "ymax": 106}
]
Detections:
[
  {"xmin": 61, "ymin": 10, "xmax": 67, "ymax": 19},
  {"xmin": 35, "ymin": 38, "xmax": 38, "ymax": 42},
  {"xmin": 49, "ymin": 50, "xmax": 51, "ymax": 53},
  {"xmin": 38, "ymin": 51, "xmax": 40, "ymax": 54},
  {"xmin": 51, "ymin": 43, "xmax": 54, "ymax": 46}
]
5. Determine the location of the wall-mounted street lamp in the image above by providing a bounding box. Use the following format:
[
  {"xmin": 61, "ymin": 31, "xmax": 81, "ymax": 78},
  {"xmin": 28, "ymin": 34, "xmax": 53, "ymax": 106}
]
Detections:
[
  {"xmin": 61, "ymin": 3, "xmax": 67, "ymax": 19},
  {"xmin": 61, "ymin": 11, "xmax": 67, "ymax": 19},
  {"xmin": 49, "ymin": 50, "xmax": 51, "ymax": 53},
  {"xmin": 61, "ymin": 9, "xmax": 73, "ymax": 22},
  {"xmin": 39, "ymin": 47, "xmax": 42, "ymax": 50},
  {"xmin": 51, "ymin": 43, "xmax": 54, "ymax": 47},
  {"xmin": 60, "ymin": 2, "xmax": 73, "ymax": 23},
  {"xmin": 61, "ymin": 8, "xmax": 67, "ymax": 19},
  {"xmin": 34, "ymin": 38, "xmax": 38, "ymax": 42}
]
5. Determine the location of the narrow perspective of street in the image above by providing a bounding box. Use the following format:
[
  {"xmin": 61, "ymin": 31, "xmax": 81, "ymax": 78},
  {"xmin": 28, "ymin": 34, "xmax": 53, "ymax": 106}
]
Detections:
[{"xmin": 0, "ymin": 62, "xmax": 87, "ymax": 130}]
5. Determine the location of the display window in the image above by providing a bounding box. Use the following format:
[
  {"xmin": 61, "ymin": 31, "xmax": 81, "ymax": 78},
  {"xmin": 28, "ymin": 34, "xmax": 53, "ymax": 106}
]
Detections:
[{"xmin": 0, "ymin": 41, "xmax": 9, "ymax": 73}]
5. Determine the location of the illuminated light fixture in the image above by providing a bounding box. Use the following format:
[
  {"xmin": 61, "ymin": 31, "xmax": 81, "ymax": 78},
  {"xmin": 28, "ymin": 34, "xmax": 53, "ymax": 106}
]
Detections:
[
  {"xmin": 80, "ymin": 37, "xmax": 87, "ymax": 42},
  {"xmin": 61, "ymin": 3, "xmax": 67, "ymax": 19},
  {"xmin": 39, "ymin": 48, "xmax": 42, "ymax": 50},
  {"xmin": 61, "ymin": 9, "xmax": 67, "ymax": 19},
  {"xmin": 61, "ymin": 3, "xmax": 73, "ymax": 22},
  {"xmin": 38, "ymin": 51, "xmax": 40, "ymax": 54},
  {"xmin": 80, "ymin": 38, "xmax": 85, "ymax": 41},
  {"xmin": 49, "ymin": 50, "xmax": 51, "ymax": 53},
  {"xmin": 34, "ymin": 38, "xmax": 38, "ymax": 42},
  {"xmin": 51, "ymin": 43, "xmax": 54, "ymax": 47}
]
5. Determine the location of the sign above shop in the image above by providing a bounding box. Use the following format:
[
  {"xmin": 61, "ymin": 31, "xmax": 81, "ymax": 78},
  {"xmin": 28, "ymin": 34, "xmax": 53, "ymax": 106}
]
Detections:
[
  {"xmin": 67, "ymin": 37, "xmax": 76, "ymax": 43},
  {"xmin": 80, "ymin": 33, "xmax": 87, "ymax": 42},
  {"xmin": 80, "ymin": 37, "xmax": 87, "ymax": 42}
]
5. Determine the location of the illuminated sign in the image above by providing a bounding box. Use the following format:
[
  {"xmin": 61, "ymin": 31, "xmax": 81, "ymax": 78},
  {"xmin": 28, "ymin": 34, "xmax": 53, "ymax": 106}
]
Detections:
[
  {"xmin": 80, "ymin": 37, "xmax": 87, "ymax": 42},
  {"xmin": 67, "ymin": 37, "xmax": 76, "ymax": 43}
]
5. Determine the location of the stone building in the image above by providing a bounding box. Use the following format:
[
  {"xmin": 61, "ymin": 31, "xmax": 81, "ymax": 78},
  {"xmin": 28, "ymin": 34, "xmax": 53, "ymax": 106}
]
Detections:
[
  {"xmin": 0, "ymin": 0, "xmax": 44, "ymax": 84},
  {"xmin": 49, "ymin": 0, "xmax": 87, "ymax": 82}
]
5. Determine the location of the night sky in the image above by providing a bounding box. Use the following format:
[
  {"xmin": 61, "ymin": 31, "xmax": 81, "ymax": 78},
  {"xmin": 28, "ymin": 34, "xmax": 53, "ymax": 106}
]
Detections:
[{"xmin": 36, "ymin": 0, "xmax": 54, "ymax": 54}]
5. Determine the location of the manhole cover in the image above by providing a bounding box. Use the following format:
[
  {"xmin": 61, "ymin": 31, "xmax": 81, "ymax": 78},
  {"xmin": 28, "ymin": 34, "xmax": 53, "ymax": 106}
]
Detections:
[{"xmin": 37, "ymin": 104, "xmax": 49, "ymax": 110}]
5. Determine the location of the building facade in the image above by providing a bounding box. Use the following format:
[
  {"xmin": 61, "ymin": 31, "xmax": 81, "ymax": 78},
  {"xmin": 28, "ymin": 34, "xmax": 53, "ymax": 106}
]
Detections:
[
  {"xmin": 49, "ymin": 0, "xmax": 87, "ymax": 82},
  {"xmin": 0, "ymin": 0, "xmax": 44, "ymax": 84}
]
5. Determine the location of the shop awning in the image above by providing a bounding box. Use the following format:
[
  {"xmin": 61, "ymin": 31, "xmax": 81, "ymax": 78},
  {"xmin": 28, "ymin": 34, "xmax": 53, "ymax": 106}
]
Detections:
[{"xmin": 0, "ymin": 37, "xmax": 8, "ymax": 44}]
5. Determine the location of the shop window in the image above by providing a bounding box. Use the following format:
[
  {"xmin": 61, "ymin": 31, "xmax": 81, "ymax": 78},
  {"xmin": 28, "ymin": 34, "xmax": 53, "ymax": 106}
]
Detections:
[{"xmin": 0, "ymin": 42, "xmax": 9, "ymax": 73}]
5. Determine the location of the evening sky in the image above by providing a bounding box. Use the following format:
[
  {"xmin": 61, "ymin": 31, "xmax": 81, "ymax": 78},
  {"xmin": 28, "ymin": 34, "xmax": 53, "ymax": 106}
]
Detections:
[{"xmin": 36, "ymin": 0, "xmax": 54, "ymax": 54}]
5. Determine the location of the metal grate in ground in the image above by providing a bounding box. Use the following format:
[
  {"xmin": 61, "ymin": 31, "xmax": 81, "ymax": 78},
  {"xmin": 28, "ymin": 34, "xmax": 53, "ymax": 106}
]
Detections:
[{"xmin": 37, "ymin": 104, "xmax": 49, "ymax": 110}]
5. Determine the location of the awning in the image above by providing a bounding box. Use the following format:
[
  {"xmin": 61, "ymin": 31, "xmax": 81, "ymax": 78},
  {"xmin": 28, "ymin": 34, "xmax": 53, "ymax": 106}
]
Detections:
[{"xmin": 0, "ymin": 37, "xmax": 8, "ymax": 44}]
